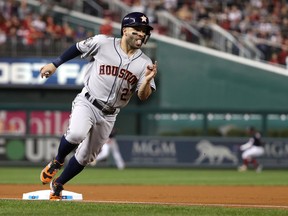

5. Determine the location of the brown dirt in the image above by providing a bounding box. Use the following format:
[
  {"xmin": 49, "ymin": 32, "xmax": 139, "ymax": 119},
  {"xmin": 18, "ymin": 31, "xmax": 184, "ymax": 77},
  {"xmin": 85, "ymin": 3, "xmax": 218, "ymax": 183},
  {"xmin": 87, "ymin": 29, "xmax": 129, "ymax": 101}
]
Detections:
[{"xmin": 1, "ymin": 184, "xmax": 288, "ymax": 208}]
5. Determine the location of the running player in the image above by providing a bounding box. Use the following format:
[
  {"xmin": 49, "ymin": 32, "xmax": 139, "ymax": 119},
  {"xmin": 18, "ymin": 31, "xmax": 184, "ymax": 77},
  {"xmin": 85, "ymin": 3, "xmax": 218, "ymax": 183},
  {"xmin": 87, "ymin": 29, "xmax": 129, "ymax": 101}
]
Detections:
[{"xmin": 39, "ymin": 12, "xmax": 157, "ymax": 200}]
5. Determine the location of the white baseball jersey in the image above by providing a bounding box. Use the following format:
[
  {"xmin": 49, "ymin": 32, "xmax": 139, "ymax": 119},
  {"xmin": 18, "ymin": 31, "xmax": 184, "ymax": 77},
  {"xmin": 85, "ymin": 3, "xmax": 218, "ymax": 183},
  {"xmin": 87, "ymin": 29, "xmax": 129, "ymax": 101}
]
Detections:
[{"xmin": 76, "ymin": 34, "xmax": 156, "ymax": 108}]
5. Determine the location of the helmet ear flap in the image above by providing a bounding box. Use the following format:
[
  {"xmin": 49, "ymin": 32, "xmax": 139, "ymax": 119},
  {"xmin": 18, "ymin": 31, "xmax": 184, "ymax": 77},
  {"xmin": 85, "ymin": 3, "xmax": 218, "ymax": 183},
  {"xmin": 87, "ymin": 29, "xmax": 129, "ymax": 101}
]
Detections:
[{"xmin": 143, "ymin": 34, "xmax": 150, "ymax": 44}]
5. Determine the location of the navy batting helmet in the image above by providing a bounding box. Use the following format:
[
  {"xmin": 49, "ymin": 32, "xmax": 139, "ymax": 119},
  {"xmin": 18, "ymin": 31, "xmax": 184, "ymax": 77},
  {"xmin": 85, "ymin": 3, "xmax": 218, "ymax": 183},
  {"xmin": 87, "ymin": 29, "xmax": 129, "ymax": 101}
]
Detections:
[{"xmin": 121, "ymin": 12, "xmax": 153, "ymax": 44}]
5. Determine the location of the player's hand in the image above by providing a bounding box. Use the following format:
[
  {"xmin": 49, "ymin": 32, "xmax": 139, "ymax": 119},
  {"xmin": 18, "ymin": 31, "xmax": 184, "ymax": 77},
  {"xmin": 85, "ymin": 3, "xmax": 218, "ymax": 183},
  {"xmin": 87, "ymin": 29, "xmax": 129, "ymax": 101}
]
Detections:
[
  {"xmin": 145, "ymin": 61, "xmax": 157, "ymax": 82},
  {"xmin": 40, "ymin": 63, "xmax": 57, "ymax": 78}
]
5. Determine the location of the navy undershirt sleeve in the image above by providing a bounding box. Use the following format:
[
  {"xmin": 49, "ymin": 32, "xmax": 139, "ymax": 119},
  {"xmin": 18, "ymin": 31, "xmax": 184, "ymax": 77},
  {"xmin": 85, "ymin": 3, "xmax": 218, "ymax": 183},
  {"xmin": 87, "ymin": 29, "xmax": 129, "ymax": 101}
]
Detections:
[{"xmin": 52, "ymin": 44, "xmax": 82, "ymax": 68}]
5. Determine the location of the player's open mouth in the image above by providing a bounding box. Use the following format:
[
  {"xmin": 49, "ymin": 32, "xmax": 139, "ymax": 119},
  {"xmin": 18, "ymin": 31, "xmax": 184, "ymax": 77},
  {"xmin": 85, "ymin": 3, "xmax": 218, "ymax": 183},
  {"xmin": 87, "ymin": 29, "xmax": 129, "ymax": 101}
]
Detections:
[{"xmin": 136, "ymin": 39, "xmax": 142, "ymax": 46}]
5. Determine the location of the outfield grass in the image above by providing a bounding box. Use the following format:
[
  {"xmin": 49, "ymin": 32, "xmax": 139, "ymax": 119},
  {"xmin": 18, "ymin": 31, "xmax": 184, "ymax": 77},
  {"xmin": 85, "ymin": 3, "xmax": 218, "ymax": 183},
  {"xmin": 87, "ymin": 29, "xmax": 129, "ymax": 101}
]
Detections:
[{"xmin": 1, "ymin": 167, "xmax": 288, "ymax": 215}]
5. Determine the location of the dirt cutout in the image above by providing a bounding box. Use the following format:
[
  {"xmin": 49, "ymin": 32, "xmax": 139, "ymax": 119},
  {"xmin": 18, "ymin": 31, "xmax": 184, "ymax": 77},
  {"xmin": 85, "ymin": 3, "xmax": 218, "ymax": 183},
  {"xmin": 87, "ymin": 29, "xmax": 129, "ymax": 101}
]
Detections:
[{"xmin": 1, "ymin": 185, "xmax": 288, "ymax": 208}]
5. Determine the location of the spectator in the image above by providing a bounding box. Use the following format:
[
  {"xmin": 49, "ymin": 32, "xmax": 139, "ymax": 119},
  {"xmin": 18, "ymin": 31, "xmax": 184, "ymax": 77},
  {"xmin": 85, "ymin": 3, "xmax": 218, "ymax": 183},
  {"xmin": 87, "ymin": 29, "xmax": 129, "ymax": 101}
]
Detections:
[
  {"xmin": 277, "ymin": 44, "xmax": 288, "ymax": 66},
  {"xmin": 62, "ymin": 22, "xmax": 75, "ymax": 44},
  {"xmin": 144, "ymin": 1, "xmax": 158, "ymax": 24},
  {"xmin": 121, "ymin": 0, "xmax": 134, "ymax": 7},
  {"xmin": 255, "ymin": 31, "xmax": 271, "ymax": 60},
  {"xmin": 45, "ymin": 15, "xmax": 57, "ymax": 37},
  {"xmin": 1, "ymin": 0, "xmax": 19, "ymax": 20},
  {"xmin": 75, "ymin": 25, "xmax": 87, "ymax": 41},
  {"xmin": 16, "ymin": 25, "xmax": 29, "ymax": 44},
  {"xmin": 162, "ymin": 0, "xmax": 178, "ymax": 13},
  {"xmin": 0, "ymin": 29, "xmax": 6, "ymax": 44},
  {"xmin": 99, "ymin": 15, "xmax": 113, "ymax": 36},
  {"xmin": 130, "ymin": 0, "xmax": 145, "ymax": 13},
  {"xmin": 227, "ymin": 5, "xmax": 242, "ymax": 31},
  {"xmin": 176, "ymin": 3, "xmax": 193, "ymax": 22},
  {"xmin": 38, "ymin": 0, "xmax": 55, "ymax": 16},
  {"xmin": 31, "ymin": 14, "xmax": 46, "ymax": 33},
  {"xmin": 217, "ymin": 6, "xmax": 230, "ymax": 30},
  {"xmin": 52, "ymin": 24, "xmax": 64, "ymax": 41},
  {"xmin": 23, "ymin": 24, "xmax": 42, "ymax": 46},
  {"xmin": 238, "ymin": 15, "xmax": 252, "ymax": 34},
  {"xmin": 268, "ymin": 52, "xmax": 280, "ymax": 65},
  {"xmin": 18, "ymin": 0, "xmax": 32, "ymax": 20}
]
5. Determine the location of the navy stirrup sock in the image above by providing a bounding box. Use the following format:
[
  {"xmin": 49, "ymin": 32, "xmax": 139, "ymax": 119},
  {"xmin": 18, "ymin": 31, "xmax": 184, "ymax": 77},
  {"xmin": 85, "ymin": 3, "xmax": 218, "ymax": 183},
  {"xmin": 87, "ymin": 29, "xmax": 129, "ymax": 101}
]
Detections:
[
  {"xmin": 55, "ymin": 156, "xmax": 85, "ymax": 185},
  {"xmin": 55, "ymin": 136, "xmax": 77, "ymax": 164}
]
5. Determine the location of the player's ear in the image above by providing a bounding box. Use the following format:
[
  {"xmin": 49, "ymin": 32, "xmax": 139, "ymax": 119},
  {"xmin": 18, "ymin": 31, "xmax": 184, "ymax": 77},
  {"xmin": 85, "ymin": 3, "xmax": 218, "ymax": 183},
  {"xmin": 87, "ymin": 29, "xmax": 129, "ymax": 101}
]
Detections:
[{"xmin": 123, "ymin": 27, "xmax": 128, "ymax": 36}]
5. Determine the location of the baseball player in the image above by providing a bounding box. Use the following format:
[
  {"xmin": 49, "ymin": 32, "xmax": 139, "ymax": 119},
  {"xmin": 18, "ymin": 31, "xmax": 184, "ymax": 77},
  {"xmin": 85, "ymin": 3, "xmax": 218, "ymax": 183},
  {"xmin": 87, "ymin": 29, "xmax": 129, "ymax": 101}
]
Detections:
[
  {"xmin": 39, "ymin": 12, "xmax": 157, "ymax": 200},
  {"xmin": 238, "ymin": 126, "xmax": 265, "ymax": 172},
  {"xmin": 90, "ymin": 128, "xmax": 125, "ymax": 170}
]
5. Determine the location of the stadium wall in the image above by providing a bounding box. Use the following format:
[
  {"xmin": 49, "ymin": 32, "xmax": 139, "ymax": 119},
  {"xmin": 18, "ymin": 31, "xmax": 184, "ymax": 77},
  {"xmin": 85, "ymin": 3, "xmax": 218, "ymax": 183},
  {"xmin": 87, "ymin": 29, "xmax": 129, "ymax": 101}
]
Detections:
[{"xmin": 154, "ymin": 35, "xmax": 288, "ymax": 112}]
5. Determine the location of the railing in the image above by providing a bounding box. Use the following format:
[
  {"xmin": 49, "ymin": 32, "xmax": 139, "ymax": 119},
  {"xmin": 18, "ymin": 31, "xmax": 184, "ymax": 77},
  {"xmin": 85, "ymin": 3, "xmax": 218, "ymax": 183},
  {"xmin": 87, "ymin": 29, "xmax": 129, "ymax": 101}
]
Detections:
[
  {"xmin": 237, "ymin": 35, "xmax": 264, "ymax": 61},
  {"xmin": 208, "ymin": 23, "xmax": 263, "ymax": 59},
  {"xmin": 103, "ymin": 0, "xmax": 130, "ymax": 21},
  {"xmin": 82, "ymin": 0, "xmax": 104, "ymax": 17},
  {"xmin": 155, "ymin": 10, "xmax": 205, "ymax": 45},
  {"xmin": 0, "ymin": 37, "xmax": 68, "ymax": 57}
]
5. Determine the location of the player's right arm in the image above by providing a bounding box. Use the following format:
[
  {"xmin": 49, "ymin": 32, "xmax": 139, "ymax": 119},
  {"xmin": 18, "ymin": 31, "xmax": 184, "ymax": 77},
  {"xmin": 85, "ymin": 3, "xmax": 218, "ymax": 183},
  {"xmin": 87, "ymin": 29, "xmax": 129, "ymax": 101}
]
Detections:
[
  {"xmin": 240, "ymin": 138, "xmax": 253, "ymax": 151},
  {"xmin": 40, "ymin": 44, "xmax": 82, "ymax": 78},
  {"xmin": 40, "ymin": 35, "xmax": 102, "ymax": 78}
]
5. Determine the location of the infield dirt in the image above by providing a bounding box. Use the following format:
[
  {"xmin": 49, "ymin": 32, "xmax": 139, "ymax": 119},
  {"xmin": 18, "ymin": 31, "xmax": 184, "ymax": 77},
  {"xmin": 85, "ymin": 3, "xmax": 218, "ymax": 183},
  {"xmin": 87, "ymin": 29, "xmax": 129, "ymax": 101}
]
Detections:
[{"xmin": 1, "ymin": 185, "xmax": 288, "ymax": 208}]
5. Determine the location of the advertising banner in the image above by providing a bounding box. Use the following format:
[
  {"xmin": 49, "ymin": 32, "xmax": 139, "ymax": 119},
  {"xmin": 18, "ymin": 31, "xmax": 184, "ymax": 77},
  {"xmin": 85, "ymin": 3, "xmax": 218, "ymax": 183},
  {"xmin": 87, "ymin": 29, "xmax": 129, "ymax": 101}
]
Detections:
[
  {"xmin": 29, "ymin": 111, "xmax": 70, "ymax": 135},
  {"xmin": 117, "ymin": 137, "xmax": 240, "ymax": 168},
  {"xmin": 0, "ymin": 110, "xmax": 70, "ymax": 136},
  {"xmin": 117, "ymin": 137, "xmax": 288, "ymax": 168},
  {"xmin": 0, "ymin": 57, "xmax": 87, "ymax": 88},
  {"xmin": 0, "ymin": 136, "xmax": 287, "ymax": 168},
  {"xmin": 0, "ymin": 110, "xmax": 27, "ymax": 134}
]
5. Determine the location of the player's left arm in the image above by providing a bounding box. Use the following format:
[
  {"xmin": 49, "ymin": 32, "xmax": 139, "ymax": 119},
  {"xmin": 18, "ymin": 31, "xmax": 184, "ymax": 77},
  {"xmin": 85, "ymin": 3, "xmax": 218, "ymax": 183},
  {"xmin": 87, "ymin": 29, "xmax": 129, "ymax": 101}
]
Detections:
[{"xmin": 137, "ymin": 61, "xmax": 157, "ymax": 101}]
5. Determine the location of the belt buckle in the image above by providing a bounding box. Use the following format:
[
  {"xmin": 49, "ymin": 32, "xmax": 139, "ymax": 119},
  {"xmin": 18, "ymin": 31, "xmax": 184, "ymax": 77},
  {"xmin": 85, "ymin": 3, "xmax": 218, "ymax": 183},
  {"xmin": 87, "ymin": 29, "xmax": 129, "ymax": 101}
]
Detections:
[
  {"xmin": 102, "ymin": 108, "xmax": 116, "ymax": 115},
  {"xmin": 102, "ymin": 109, "xmax": 111, "ymax": 115},
  {"xmin": 101, "ymin": 105, "xmax": 116, "ymax": 115}
]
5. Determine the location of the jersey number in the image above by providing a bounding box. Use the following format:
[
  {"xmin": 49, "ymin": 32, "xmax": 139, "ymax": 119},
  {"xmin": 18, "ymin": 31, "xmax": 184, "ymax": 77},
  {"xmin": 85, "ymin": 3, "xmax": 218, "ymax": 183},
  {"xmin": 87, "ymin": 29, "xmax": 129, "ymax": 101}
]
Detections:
[{"xmin": 121, "ymin": 88, "xmax": 130, "ymax": 101}]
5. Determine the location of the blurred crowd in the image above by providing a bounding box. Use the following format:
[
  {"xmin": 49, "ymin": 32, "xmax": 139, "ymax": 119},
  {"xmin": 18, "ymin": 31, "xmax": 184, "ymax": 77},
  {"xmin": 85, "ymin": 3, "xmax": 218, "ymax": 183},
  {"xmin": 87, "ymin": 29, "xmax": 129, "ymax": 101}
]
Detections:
[
  {"xmin": 119, "ymin": 0, "xmax": 288, "ymax": 66},
  {"xmin": 1, "ymin": 0, "xmax": 288, "ymax": 66},
  {"xmin": 0, "ymin": 0, "xmax": 93, "ymax": 51}
]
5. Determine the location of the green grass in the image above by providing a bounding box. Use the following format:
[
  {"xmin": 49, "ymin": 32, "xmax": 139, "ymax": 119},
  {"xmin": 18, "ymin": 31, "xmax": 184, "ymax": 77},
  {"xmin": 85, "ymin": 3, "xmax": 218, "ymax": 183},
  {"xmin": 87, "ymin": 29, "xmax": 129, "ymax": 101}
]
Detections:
[
  {"xmin": 0, "ymin": 167, "xmax": 288, "ymax": 186},
  {"xmin": 0, "ymin": 200, "xmax": 287, "ymax": 216},
  {"xmin": 1, "ymin": 167, "xmax": 288, "ymax": 215}
]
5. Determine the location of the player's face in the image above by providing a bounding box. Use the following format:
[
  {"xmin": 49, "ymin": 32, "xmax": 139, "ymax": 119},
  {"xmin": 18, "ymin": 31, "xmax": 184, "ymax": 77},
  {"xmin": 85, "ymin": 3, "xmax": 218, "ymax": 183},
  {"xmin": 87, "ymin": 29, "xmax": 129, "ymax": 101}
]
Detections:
[{"xmin": 124, "ymin": 26, "xmax": 147, "ymax": 49}]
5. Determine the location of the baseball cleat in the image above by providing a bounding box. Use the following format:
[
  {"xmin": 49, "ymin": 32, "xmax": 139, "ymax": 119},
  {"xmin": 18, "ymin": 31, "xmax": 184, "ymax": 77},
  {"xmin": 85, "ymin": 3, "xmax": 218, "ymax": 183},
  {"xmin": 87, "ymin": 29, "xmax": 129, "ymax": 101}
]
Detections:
[
  {"xmin": 238, "ymin": 165, "xmax": 247, "ymax": 172},
  {"xmin": 40, "ymin": 159, "xmax": 63, "ymax": 185},
  {"xmin": 49, "ymin": 179, "xmax": 64, "ymax": 200},
  {"xmin": 256, "ymin": 164, "xmax": 263, "ymax": 173},
  {"xmin": 89, "ymin": 160, "xmax": 97, "ymax": 166}
]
